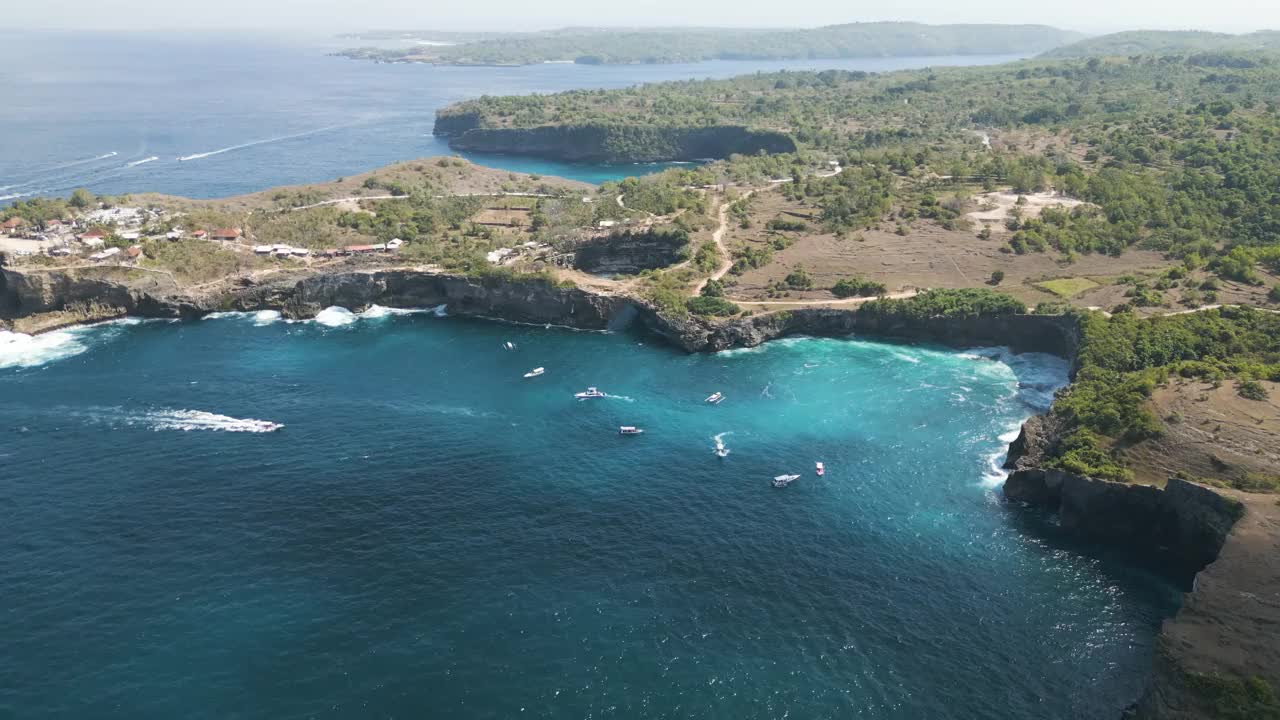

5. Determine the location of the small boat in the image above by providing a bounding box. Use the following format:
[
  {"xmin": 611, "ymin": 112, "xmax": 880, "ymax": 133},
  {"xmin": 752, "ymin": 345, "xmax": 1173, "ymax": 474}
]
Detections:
[
  {"xmin": 705, "ymin": 392, "xmax": 724, "ymax": 404},
  {"xmin": 503, "ymin": 341, "xmax": 516, "ymax": 350},
  {"xmin": 523, "ymin": 367, "xmax": 545, "ymax": 378},
  {"xmin": 574, "ymin": 387, "xmax": 607, "ymax": 399},
  {"xmin": 715, "ymin": 447, "xmax": 729, "ymax": 458},
  {"xmin": 772, "ymin": 474, "xmax": 800, "ymax": 488},
  {"xmin": 619, "ymin": 426, "xmax": 644, "ymax": 435},
  {"xmin": 815, "ymin": 462, "xmax": 825, "ymax": 477}
]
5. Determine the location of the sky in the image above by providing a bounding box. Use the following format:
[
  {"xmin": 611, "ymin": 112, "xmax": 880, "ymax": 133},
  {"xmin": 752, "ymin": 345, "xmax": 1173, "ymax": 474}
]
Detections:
[{"xmin": 6, "ymin": 0, "xmax": 1280, "ymax": 35}]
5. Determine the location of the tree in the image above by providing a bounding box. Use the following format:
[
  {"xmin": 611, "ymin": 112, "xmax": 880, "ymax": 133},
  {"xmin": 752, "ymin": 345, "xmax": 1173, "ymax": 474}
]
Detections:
[{"xmin": 69, "ymin": 188, "xmax": 94, "ymax": 209}]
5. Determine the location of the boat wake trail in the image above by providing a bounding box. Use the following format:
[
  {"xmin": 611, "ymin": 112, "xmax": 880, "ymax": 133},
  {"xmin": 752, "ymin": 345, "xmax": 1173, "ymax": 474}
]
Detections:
[
  {"xmin": 126, "ymin": 156, "xmax": 160, "ymax": 167},
  {"xmin": 713, "ymin": 432, "xmax": 732, "ymax": 457},
  {"xmin": 177, "ymin": 126, "xmax": 344, "ymax": 162},
  {"xmin": 602, "ymin": 393, "xmax": 634, "ymax": 402},
  {"xmin": 145, "ymin": 409, "xmax": 284, "ymax": 433}
]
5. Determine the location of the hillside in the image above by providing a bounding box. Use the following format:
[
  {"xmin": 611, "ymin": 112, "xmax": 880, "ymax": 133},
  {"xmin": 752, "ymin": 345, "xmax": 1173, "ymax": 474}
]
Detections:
[
  {"xmin": 337, "ymin": 22, "xmax": 1082, "ymax": 66},
  {"xmin": 1044, "ymin": 29, "xmax": 1280, "ymax": 58}
]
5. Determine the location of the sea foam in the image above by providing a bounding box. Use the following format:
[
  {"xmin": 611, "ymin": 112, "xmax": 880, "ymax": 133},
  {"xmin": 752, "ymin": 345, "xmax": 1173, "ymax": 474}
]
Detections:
[
  {"xmin": 0, "ymin": 330, "xmax": 90, "ymax": 369},
  {"xmin": 145, "ymin": 409, "xmax": 284, "ymax": 433}
]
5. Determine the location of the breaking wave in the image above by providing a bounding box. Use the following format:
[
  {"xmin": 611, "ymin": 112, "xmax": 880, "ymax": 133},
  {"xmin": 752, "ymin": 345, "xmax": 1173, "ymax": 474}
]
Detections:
[
  {"xmin": 0, "ymin": 319, "xmax": 144, "ymax": 370},
  {"xmin": 0, "ymin": 329, "xmax": 91, "ymax": 369}
]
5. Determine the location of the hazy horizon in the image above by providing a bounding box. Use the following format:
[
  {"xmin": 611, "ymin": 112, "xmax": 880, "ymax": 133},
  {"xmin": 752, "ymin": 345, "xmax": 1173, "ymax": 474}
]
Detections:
[{"xmin": 4, "ymin": 0, "xmax": 1279, "ymax": 36}]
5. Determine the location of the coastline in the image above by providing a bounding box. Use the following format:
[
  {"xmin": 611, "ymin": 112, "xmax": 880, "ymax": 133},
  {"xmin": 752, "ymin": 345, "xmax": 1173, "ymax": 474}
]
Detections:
[{"xmin": 0, "ymin": 261, "xmax": 1265, "ymax": 719}]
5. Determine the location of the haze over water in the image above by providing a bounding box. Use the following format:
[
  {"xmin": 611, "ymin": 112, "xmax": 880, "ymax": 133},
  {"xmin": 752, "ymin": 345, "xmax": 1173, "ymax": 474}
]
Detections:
[
  {"xmin": 0, "ymin": 31, "xmax": 1024, "ymax": 198},
  {"xmin": 0, "ymin": 314, "xmax": 1179, "ymax": 718}
]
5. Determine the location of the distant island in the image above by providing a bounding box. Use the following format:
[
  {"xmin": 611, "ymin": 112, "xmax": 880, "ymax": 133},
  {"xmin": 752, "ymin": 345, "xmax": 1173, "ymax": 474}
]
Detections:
[
  {"xmin": 335, "ymin": 22, "xmax": 1084, "ymax": 66},
  {"xmin": 1043, "ymin": 29, "xmax": 1280, "ymax": 58}
]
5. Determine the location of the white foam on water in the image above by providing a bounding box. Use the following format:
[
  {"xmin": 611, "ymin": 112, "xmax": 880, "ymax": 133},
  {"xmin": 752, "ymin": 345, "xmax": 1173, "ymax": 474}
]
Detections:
[
  {"xmin": 252, "ymin": 310, "xmax": 282, "ymax": 326},
  {"xmin": 177, "ymin": 126, "xmax": 344, "ymax": 162},
  {"xmin": 892, "ymin": 352, "xmax": 921, "ymax": 364},
  {"xmin": 145, "ymin": 409, "xmax": 284, "ymax": 433},
  {"xmin": 431, "ymin": 304, "xmax": 448, "ymax": 317},
  {"xmin": 0, "ymin": 329, "xmax": 90, "ymax": 369},
  {"xmin": 126, "ymin": 156, "xmax": 160, "ymax": 167},
  {"xmin": 313, "ymin": 306, "xmax": 357, "ymax": 327}
]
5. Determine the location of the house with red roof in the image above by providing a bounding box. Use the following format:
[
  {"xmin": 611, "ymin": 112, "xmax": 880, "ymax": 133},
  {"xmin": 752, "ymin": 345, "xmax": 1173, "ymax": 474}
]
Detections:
[
  {"xmin": 211, "ymin": 228, "xmax": 242, "ymax": 241},
  {"xmin": 2, "ymin": 217, "xmax": 24, "ymax": 235}
]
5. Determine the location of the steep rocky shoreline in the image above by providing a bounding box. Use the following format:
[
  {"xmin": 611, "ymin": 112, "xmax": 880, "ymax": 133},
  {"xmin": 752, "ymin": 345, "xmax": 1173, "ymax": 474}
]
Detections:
[
  {"xmin": 1, "ymin": 262, "xmax": 1265, "ymax": 719},
  {"xmin": 432, "ymin": 113, "xmax": 797, "ymax": 164}
]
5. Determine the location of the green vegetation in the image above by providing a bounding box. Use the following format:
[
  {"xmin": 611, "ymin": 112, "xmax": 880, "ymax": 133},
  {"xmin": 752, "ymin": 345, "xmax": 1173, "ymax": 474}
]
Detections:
[
  {"xmin": 140, "ymin": 240, "xmax": 263, "ymax": 284},
  {"xmin": 1238, "ymin": 378, "xmax": 1270, "ymax": 401},
  {"xmin": 686, "ymin": 295, "xmax": 741, "ymax": 317},
  {"xmin": 1183, "ymin": 672, "xmax": 1280, "ymax": 720},
  {"xmin": 783, "ymin": 267, "xmax": 814, "ymax": 290},
  {"xmin": 343, "ymin": 23, "xmax": 1080, "ymax": 66},
  {"xmin": 1035, "ymin": 277, "xmax": 1098, "ymax": 298},
  {"xmin": 445, "ymin": 54, "xmax": 1280, "ymax": 286},
  {"xmin": 1045, "ymin": 307, "xmax": 1280, "ymax": 480},
  {"xmin": 1044, "ymin": 30, "xmax": 1280, "ymax": 59},
  {"xmin": 860, "ymin": 288, "xmax": 1027, "ymax": 320},
  {"xmin": 830, "ymin": 277, "xmax": 887, "ymax": 298}
]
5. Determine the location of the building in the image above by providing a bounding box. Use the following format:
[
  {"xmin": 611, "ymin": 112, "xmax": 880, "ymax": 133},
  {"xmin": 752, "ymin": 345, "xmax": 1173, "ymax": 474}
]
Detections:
[
  {"xmin": 79, "ymin": 229, "xmax": 107, "ymax": 243},
  {"xmin": 211, "ymin": 228, "xmax": 242, "ymax": 241},
  {"xmin": 89, "ymin": 247, "xmax": 121, "ymax": 261},
  {"xmin": 345, "ymin": 244, "xmax": 377, "ymax": 254},
  {"xmin": 125, "ymin": 245, "xmax": 143, "ymax": 260},
  {"xmin": 2, "ymin": 217, "xmax": 24, "ymax": 235},
  {"xmin": 191, "ymin": 230, "xmax": 208, "ymax": 239}
]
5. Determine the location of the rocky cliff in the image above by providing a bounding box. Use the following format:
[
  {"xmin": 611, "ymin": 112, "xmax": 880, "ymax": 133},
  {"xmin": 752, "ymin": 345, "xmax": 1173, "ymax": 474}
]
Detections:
[
  {"xmin": 434, "ymin": 118, "xmax": 797, "ymax": 164},
  {"xmin": 637, "ymin": 305, "xmax": 1080, "ymax": 356},
  {"xmin": 0, "ymin": 266, "xmax": 629, "ymax": 331},
  {"xmin": 571, "ymin": 228, "xmax": 689, "ymax": 274},
  {"xmin": 1004, "ymin": 470, "xmax": 1242, "ymax": 582}
]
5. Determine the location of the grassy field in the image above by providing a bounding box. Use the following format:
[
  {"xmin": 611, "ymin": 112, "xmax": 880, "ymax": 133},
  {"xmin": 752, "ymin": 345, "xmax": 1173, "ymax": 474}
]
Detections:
[{"xmin": 1035, "ymin": 277, "xmax": 1100, "ymax": 298}]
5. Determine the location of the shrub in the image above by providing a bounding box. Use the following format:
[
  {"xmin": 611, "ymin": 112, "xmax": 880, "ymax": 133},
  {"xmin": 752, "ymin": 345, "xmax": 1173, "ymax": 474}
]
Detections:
[
  {"xmin": 766, "ymin": 217, "xmax": 808, "ymax": 232},
  {"xmin": 831, "ymin": 277, "xmax": 886, "ymax": 298},
  {"xmin": 784, "ymin": 267, "xmax": 814, "ymax": 290},
  {"xmin": 989, "ymin": 270, "xmax": 1005, "ymax": 285},
  {"xmin": 1238, "ymin": 379, "xmax": 1269, "ymax": 401}
]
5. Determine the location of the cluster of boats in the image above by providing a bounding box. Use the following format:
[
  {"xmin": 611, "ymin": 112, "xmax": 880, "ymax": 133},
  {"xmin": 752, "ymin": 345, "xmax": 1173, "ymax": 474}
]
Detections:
[{"xmin": 515, "ymin": 342, "xmax": 821, "ymax": 486}]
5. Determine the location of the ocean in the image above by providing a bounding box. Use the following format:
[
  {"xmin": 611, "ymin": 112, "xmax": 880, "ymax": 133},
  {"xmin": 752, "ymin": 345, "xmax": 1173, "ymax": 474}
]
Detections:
[
  {"xmin": 0, "ymin": 30, "xmax": 1025, "ymax": 199},
  {"xmin": 0, "ymin": 313, "xmax": 1180, "ymax": 718}
]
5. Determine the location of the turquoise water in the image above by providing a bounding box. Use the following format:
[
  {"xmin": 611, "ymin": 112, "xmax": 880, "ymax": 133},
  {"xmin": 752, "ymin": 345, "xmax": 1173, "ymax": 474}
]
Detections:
[
  {"xmin": 0, "ymin": 313, "xmax": 1179, "ymax": 718},
  {"xmin": 0, "ymin": 31, "xmax": 1025, "ymax": 198}
]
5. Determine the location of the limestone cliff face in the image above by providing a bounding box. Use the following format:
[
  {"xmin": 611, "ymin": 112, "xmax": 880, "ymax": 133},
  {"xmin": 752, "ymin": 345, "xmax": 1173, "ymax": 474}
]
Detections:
[
  {"xmin": 572, "ymin": 229, "xmax": 688, "ymax": 274},
  {"xmin": 237, "ymin": 270, "xmax": 628, "ymax": 328},
  {"xmin": 637, "ymin": 306, "xmax": 1080, "ymax": 356},
  {"xmin": 435, "ymin": 120, "xmax": 798, "ymax": 164},
  {"xmin": 1004, "ymin": 471, "xmax": 1241, "ymax": 582},
  {"xmin": 0, "ymin": 267, "xmax": 629, "ymax": 331}
]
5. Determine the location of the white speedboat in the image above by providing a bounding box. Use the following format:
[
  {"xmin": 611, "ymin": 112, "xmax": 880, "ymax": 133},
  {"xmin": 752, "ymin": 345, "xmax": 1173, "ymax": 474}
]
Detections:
[
  {"xmin": 816, "ymin": 462, "xmax": 825, "ymax": 477},
  {"xmin": 523, "ymin": 367, "xmax": 545, "ymax": 378},
  {"xmin": 619, "ymin": 426, "xmax": 644, "ymax": 435},
  {"xmin": 705, "ymin": 392, "xmax": 724, "ymax": 404},
  {"xmin": 772, "ymin": 474, "xmax": 800, "ymax": 488},
  {"xmin": 575, "ymin": 387, "xmax": 606, "ymax": 399},
  {"xmin": 715, "ymin": 447, "xmax": 729, "ymax": 458},
  {"xmin": 503, "ymin": 341, "xmax": 516, "ymax": 350}
]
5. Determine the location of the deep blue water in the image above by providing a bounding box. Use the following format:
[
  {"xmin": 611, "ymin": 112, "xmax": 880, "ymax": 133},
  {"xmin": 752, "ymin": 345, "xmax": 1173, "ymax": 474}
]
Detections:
[
  {"xmin": 0, "ymin": 31, "xmax": 1025, "ymax": 198},
  {"xmin": 1, "ymin": 313, "xmax": 1180, "ymax": 718}
]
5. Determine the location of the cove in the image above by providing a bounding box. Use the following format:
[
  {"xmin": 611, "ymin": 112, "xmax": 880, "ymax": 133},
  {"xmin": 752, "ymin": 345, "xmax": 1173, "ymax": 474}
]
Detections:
[{"xmin": 0, "ymin": 314, "xmax": 1180, "ymax": 718}]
